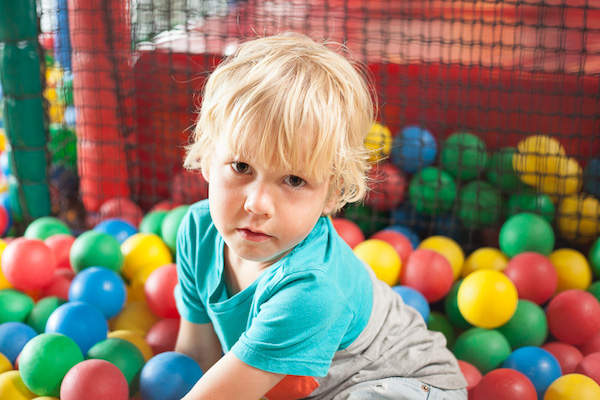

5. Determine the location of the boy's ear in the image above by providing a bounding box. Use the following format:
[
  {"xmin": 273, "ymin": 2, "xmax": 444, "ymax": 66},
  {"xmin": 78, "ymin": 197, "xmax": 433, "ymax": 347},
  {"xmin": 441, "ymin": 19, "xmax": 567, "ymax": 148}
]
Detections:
[{"xmin": 201, "ymin": 167, "xmax": 210, "ymax": 182}]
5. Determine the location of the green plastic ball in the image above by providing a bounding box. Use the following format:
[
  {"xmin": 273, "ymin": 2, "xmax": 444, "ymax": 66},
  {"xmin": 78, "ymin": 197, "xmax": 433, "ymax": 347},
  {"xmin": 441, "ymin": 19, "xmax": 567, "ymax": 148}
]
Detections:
[
  {"xmin": 427, "ymin": 311, "xmax": 456, "ymax": 348},
  {"xmin": 486, "ymin": 147, "xmax": 522, "ymax": 192},
  {"xmin": 87, "ymin": 337, "xmax": 145, "ymax": 388},
  {"xmin": 458, "ymin": 180, "xmax": 502, "ymax": 228},
  {"xmin": 48, "ymin": 125, "xmax": 77, "ymax": 170},
  {"xmin": 506, "ymin": 191, "xmax": 555, "ymax": 223},
  {"xmin": 409, "ymin": 167, "xmax": 457, "ymax": 215},
  {"xmin": 161, "ymin": 205, "xmax": 190, "ymax": 253},
  {"xmin": 19, "ymin": 333, "xmax": 84, "ymax": 397},
  {"xmin": 499, "ymin": 212, "xmax": 555, "ymax": 257},
  {"xmin": 453, "ymin": 327, "xmax": 511, "ymax": 373},
  {"xmin": 342, "ymin": 203, "xmax": 388, "ymax": 237},
  {"xmin": 588, "ymin": 281, "xmax": 600, "ymax": 302},
  {"xmin": 139, "ymin": 211, "xmax": 168, "ymax": 237},
  {"xmin": 441, "ymin": 132, "xmax": 488, "ymax": 181},
  {"xmin": 70, "ymin": 230, "xmax": 124, "ymax": 273},
  {"xmin": 497, "ymin": 300, "xmax": 548, "ymax": 349},
  {"xmin": 26, "ymin": 297, "xmax": 66, "ymax": 333},
  {"xmin": 0, "ymin": 289, "xmax": 34, "ymax": 323},
  {"xmin": 589, "ymin": 237, "xmax": 600, "ymax": 278},
  {"xmin": 444, "ymin": 280, "xmax": 472, "ymax": 331},
  {"xmin": 24, "ymin": 217, "xmax": 71, "ymax": 240}
]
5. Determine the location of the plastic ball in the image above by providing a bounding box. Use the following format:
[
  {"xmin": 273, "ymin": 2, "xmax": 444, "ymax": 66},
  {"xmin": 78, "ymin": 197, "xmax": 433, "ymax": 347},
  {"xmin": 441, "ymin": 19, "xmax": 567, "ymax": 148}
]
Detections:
[
  {"xmin": 353, "ymin": 239, "xmax": 401, "ymax": 286},
  {"xmin": 94, "ymin": 218, "xmax": 138, "ymax": 244},
  {"xmin": 589, "ymin": 282, "xmax": 600, "ymax": 303},
  {"xmin": 0, "ymin": 205, "xmax": 9, "ymax": 236},
  {"xmin": 40, "ymin": 269, "xmax": 74, "ymax": 300},
  {"xmin": 576, "ymin": 352, "xmax": 600, "ymax": 385},
  {"xmin": 69, "ymin": 231, "xmax": 124, "ymax": 273},
  {"xmin": 408, "ymin": 167, "xmax": 457, "ymax": 215},
  {"xmin": 60, "ymin": 359, "xmax": 129, "ymax": 400},
  {"xmin": 557, "ymin": 194, "xmax": 600, "ymax": 243},
  {"xmin": 546, "ymin": 289, "xmax": 600, "ymax": 346},
  {"xmin": 171, "ymin": 170, "xmax": 208, "ymax": 205},
  {"xmin": 581, "ymin": 332, "xmax": 600, "ymax": 356},
  {"xmin": 370, "ymin": 229, "xmax": 413, "ymax": 265},
  {"xmin": 160, "ymin": 205, "xmax": 189, "ymax": 254},
  {"xmin": 499, "ymin": 213, "xmax": 555, "ymax": 257},
  {"xmin": 364, "ymin": 122, "xmax": 392, "ymax": 163},
  {"xmin": 502, "ymin": 346, "xmax": 562, "ymax": 398},
  {"xmin": 462, "ymin": 247, "xmax": 508, "ymax": 278},
  {"xmin": 498, "ymin": 300, "xmax": 548, "ymax": 349},
  {"xmin": 386, "ymin": 225, "xmax": 420, "ymax": 248},
  {"xmin": 507, "ymin": 192, "xmax": 555, "ymax": 223},
  {"xmin": 121, "ymin": 233, "xmax": 173, "ymax": 281},
  {"xmin": 108, "ymin": 330, "xmax": 153, "ymax": 362},
  {"xmin": 536, "ymin": 156, "xmax": 582, "ymax": 198},
  {"xmin": 549, "ymin": 248, "xmax": 592, "ymax": 292},
  {"xmin": 419, "ymin": 235, "xmax": 464, "ymax": 280},
  {"xmin": 470, "ymin": 368, "xmax": 537, "ymax": 400},
  {"xmin": 44, "ymin": 234, "xmax": 75, "ymax": 270},
  {"xmin": 441, "ymin": 132, "xmax": 488, "ymax": 181},
  {"xmin": 0, "ymin": 370, "xmax": 36, "ymax": 399},
  {"xmin": 453, "ymin": 327, "xmax": 511, "ymax": 373},
  {"xmin": 444, "ymin": 280, "xmax": 472, "ymax": 330},
  {"xmin": 139, "ymin": 352, "xmax": 203, "ymax": 400},
  {"xmin": 458, "ymin": 180, "xmax": 502, "ymax": 228},
  {"xmin": 503, "ymin": 252, "xmax": 558, "ymax": 305},
  {"xmin": 87, "ymin": 338, "xmax": 145, "ymax": 388},
  {"xmin": 400, "ymin": 249, "xmax": 453, "ymax": 302},
  {"xmin": 427, "ymin": 311, "xmax": 456, "ymax": 348},
  {"xmin": 542, "ymin": 342, "xmax": 584, "ymax": 375},
  {"xmin": 19, "ymin": 333, "xmax": 84, "ymax": 397},
  {"xmin": 512, "ymin": 135, "xmax": 565, "ymax": 186},
  {"xmin": 590, "ymin": 237, "xmax": 600, "ymax": 279},
  {"xmin": 390, "ymin": 125, "xmax": 437, "ymax": 173},
  {"xmin": 68, "ymin": 267, "xmax": 127, "ymax": 319},
  {"xmin": 365, "ymin": 163, "xmax": 406, "ymax": 211},
  {"xmin": 391, "ymin": 285, "xmax": 430, "ymax": 322},
  {"xmin": 544, "ymin": 373, "xmax": 600, "ymax": 400},
  {"xmin": 0, "ymin": 289, "xmax": 34, "ymax": 323},
  {"xmin": 331, "ymin": 218, "xmax": 364, "ymax": 249},
  {"xmin": 0, "ymin": 353, "xmax": 11, "ymax": 373},
  {"xmin": 26, "ymin": 297, "xmax": 66, "ymax": 334},
  {"xmin": 458, "ymin": 270, "xmax": 518, "ymax": 329},
  {"xmin": 110, "ymin": 301, "xmax": 159, "ymax": 335},
  {"xmin": 150, "ymin": 200, "xmax": 180, "ymax": 212},
  {"xmin": 146, "ymin": 318, "xmax": 180, "ymax": 354},
  {"xmin": 0, "ymin": 322, "xmax": 36, "ymax": 364},
  {"xmin": 457, "ymin": 360, "xmax": 481, "ymax": 393},
  {"xmin": 486, "ymin": 147, "xmax": 522, "ymax": 192},
  {"xmin": 583, "ymin": 157, "xmax": 600, "ymax": 198},
  {"xmin": 24, "ymin": 217, "xmax": 71, "ymax": 240},
  {"xmin": 98, "ymin": 197, "xmax": 143, "ymax": 227},
  {"xmin": 145, "ymin": 263, "xmax": 178, "ymax": 319},
  {"xmin": 45, "ymin": 301, "xmax": 108, "ymax": 355},
  {"xmin": 139, "ymin": 210, "xmax": 168, "ymax": 237},
  {"xmin": 342, "ymin": 203, "xmax": 388, "ymax": 237},
  {"xmin": 1, "ymin": 238, "xmax": 57, "ymax": 291}
]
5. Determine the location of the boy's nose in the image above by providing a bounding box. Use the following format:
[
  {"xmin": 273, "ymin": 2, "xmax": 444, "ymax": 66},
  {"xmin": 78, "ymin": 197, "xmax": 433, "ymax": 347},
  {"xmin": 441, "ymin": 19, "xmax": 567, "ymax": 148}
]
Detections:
[{"xmin": 244, "ymin": 182, "xmax": 275, "ymax": 217}]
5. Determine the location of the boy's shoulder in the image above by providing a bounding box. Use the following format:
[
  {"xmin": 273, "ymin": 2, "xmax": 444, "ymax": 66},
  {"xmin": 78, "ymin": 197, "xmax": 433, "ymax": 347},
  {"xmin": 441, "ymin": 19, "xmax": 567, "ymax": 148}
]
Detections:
[{"xmin": 177, "ymin": 199, "xmax": 213, "ymax": 242}]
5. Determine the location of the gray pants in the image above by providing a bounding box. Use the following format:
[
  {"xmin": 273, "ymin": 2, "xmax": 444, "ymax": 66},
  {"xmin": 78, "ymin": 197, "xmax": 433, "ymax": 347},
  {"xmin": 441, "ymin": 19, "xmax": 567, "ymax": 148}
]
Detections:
[{"xmin": 336, "ymin": 377, "xmax": 467, "ymax": 400}]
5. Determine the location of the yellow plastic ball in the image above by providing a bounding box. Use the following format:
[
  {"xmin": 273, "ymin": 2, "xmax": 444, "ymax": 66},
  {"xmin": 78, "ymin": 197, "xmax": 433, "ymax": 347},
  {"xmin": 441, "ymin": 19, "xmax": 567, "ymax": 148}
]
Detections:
[
  {"xmin": 353, "ymin": 239, "xmax": 401, "ymax": 286},
  {"xmin": 33, "ymin": 397, "xmax": 60, "ymax": 400},
  {"xmin": 0, "ymin": 370, "xmax": 36, "ymax": 400},
  {"xmin": 557, "ymin": 194, "xmax": 600, "ymax": 243},
  {"xmin": 457, "ymin": 269, "xmax": 518, "ymax": 329},
  {"xmin": 535, "ymin": 156, "xmax": 582, "ymax": 199},
  {"xmin": 461, "ymin": 247, "xmax": 508, "ymax": 278},
  {"xmin": 364, "ymin": 123, "xmax": 392, "ymax": 163},
  {"xmin": 0, "ymin": 131, "xmax": 6, "ymax": 152},
  {"xmin": 544, "ymin": 373, "xmax": 600, "ymax": 400},
  {"xmin": 513, "ymin": 135, "xmax": 566, "ymax": 186},
  {"xmin": 108, "ymin": 330, "xmax": 154, "ymax": 361},
  {"xmin": 110, "ymin": 301, "xmax": 159, "ymax": 335},
  {"xmin": 120, "ymin": 233, "xmax": 173, "ymax": 280},
  {"xmin": 419, "ymin": 236, "xmax": 464, "ymax": 280},
  {"xmin": 0, "ymin": 353, "xmax": 12, "ymax": 373},
  {"xmin": 0, "ymin": 240, "xmax": 12, "ymax": 290},
  {"xmin": 549, "ymin": 248, "xmax": 592, "ymax": 292}
]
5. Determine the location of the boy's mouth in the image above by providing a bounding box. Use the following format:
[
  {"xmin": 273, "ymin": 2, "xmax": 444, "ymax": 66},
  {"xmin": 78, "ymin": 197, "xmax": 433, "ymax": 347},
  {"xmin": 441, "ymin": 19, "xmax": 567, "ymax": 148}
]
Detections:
[{"xmin": 237, "ymin": 228, "xmax": 271, "ymax": 242}]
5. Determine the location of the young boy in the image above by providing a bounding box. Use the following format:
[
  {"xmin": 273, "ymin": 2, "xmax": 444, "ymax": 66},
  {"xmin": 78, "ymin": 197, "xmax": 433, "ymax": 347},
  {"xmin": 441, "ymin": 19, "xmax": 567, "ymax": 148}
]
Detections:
[{"xmin": 175, "ymin": 32, "xmax": 467, "ymax": 400}]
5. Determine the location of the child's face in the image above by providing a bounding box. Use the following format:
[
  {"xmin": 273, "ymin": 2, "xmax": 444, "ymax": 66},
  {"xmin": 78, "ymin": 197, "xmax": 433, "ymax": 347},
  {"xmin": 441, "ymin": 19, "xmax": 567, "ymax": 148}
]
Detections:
[{"xmin": 203, "ymin": 140, "xmax": 335, "ymax": 267}]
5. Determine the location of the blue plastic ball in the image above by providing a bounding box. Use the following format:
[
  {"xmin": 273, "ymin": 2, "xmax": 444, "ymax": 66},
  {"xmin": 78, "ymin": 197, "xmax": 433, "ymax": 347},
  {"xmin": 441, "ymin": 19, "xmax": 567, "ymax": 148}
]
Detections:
[
  {"xmin": 68, "ymin": 267, "xmax": 126, "ymax": 319},
  {"xmin": 391, "ymin": 125, "xmax": 437, "ymax": 173},
  {"xmin": 64, "ymin": 105, "xmax": 76, "ymax": 127},
  {"xmin": 140, "ymin": 351, "xmax": 203, "ymax": 400},
  {"xmin": 0, "ymin": 322, "xmax": 37, "ymax": 363},
  {"xmin": 502, "ymin": 346, "xmax": 561, "ymax": 399},
  {"xmin": 583, "ymin": 157, "xmax": 600, "ymax": 198},
  {"xmin": 0, "ymin": 151, "xmax": 10, "ymax": 177},
  {"xmin": 392, "ymin": 285, "xmax": 430, "ymax": 322},
  {"xmin": 45, "ymin": 301, "xmax": 108, "ymax": 355},
  {"xmin": 94, "ymin": 218, "xmax": 138, "ymax": 244},
  {"xmin": 386, "ymin": 225, "xmax": 420, "ymax": 248}
]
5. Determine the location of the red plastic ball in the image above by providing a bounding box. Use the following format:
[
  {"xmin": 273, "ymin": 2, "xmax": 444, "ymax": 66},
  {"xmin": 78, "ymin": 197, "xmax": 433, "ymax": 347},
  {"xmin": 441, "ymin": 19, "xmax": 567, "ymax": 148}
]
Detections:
[
  {"xmin": 400, "ymin": 249, "xmax": 453, "ymax": 302},
  {"xmin": 542, "ymin": 341, "xmax": 584, "ymax": 374},
  {"xmin": 370, "ymin": 229, "xmax": 413, "ymax": 265},
  {"xmin": 60, "ymin": 359, "xmax": 129, "ymax": 400},
  {"xmin": 1, "ymin": 238, "xmax": 57, "ymax": 291},
  {"xmin": 546, "ymin": 289, "xmax": 600, "ymax": 346},
  {"xmin": 0, "ymin": 205, "xmax": 9, "ymax": 236},
  {"xmin": 99, "ymin": 197, "xmax": 143, "ymax": 227},
  {"xmin": 470, "ymin": 368, "xmax": 537, "ymax": 400},
  {"xmin": 145, "ymin": 263, "xmax": 179, "ymax": 318},
  {"xmin": 503, "ymin": 252, "xmax": 557, "ymax": 304},
  {"xmin": 575, "ymin": 352, "xmax": 600, "ymax": 385},
  {"xmin": 146, "ymin": 318, "xmax": 180, "ymax": 354},
  {"xmin": 171, "ymin": 170, "xmax": 208, "ymax": 205},
  {"xmin": 580, "ymin": 331, "xmax": 600, "ymax": 355},
  {"xmin": 458, "ymin": 360, "xmax": 482, "ymax": 392},
  {"xmin": 41, "ymin": 268, "xmax": 75, "ymax": 300},
  {"xmin": 331, "ymin": 218, "xmax": 364, "ymax": 249},
  {"xmin": 365, "ymin": 163, "xmax": 406, "ymax": 211},
  {"xmin": 150, "ymin": 200, "xmax": 181, "ymax": 212},
  {"xmin": 44, "ymin": 234, "xmax": 76, "ymax": 270}
]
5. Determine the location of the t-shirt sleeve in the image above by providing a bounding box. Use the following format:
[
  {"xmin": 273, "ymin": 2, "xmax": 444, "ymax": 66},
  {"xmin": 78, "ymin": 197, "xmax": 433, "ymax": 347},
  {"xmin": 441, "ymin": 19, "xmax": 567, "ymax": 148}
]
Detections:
[
  {"xmin": 231, "ymin": 268, "xmax": 353, "ymax": 377},
  {"xmin": 174, "ymin": 210, "xmax": 211, "ymax": 324}
]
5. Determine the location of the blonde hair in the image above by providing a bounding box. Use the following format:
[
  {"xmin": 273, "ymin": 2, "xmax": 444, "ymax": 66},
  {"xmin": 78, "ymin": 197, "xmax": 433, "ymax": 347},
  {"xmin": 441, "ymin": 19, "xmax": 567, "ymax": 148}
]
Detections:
[{"xmin": 184, "ymin": 32, "xmax": 375, "ymax": 213}]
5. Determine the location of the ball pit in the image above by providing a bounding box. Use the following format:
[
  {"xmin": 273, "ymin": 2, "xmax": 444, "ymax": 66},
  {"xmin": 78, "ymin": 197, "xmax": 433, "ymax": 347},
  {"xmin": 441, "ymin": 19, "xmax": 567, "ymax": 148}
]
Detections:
[
  {"xmin": 486, "ymin": 147, "xmax": 522, "ymax": 192},
  {"xmin": 470, "ymin": 368, "xmax": 537, "ymax": 400},
  {"xmin": 0, "ymin": 321, "xmax": 37, "ymax": 364},
  {"xmin": 506, "ymin": 191, "xmax": 555, "ymax": 223},
  {"xmin": 87, "ymin": 337, "xmax": 146, "ymax": 387},
  {"xmin": 453, "ymin": 327, "xmax": 511, "ymax": 374},
  {"xmin": 60, "ymin": 359, "xmax": 129, "ymax": 400},
  {"xmin": 144, "ymin": 263, "xmax": 178, "ymax": 319},
  {"xmin": 108, "ymin": 330, "xmax": 154, "ymax": 362},
  {"xmin": 26, "ymin": 296, "xmax": 65, "ymax": 333},
  {"xmin": 409, "ymin": 167, "xmax": 457, "ymax": 215},
  {"xmin": 512, "ymin": 135, "xmax": 565, "ymax": 187},
  {"xmin": 390, "ymin": 125, "xmax": 437, "ymax": 174},
  {"xmin": 98, "ymin": 197, "xmax": 143, "ymax": 227},
  {"xmin": 544, "ymin": 373, "xmax": 600, "ymax": 400},
  {"xmin": 0, "ymin": 370, "xmax": 36, "ymax": 399},
  {"xmin": 392, "ymin": 285, "xmax": 430, "ymax": 322},
  {"xmin": 499, "ymin": 213, "xmax": 555, "ymax": 257},
  {"xmin": 444, "ymin": 280, "xmax": 472, "ymax": 330},
  {"xmin": 502, "ymin": 346, "xmax": 562, "ymax": 398},
  {"xmin": 160, "ymin": 205, "xmax": 189, "ymax": 254},
  {"xmin": 557, "ymin": 194, "xmax": 600, "ymax": 243},
  {"xmin": 364, "ymin": 122, "xmax": 392, "ymax": 163},
  {"xmin": 139, "ymin": 352, "xmax": 203, "ymax": 400},
  {"xmin": 370, "ymin": 229, "xmax": 413, "ymax": 265},
  {"xmin": 139, "ymin": 210, "xmax": 168, "ymax": 237},
  {"xmin": 590, "ymin": 237, "xmax": 600, "ymax": 278},
  {"xmin": 461, "ymin": 247, "xmax": 508, "ymax": 278},
  {"xmin": 440, "ymin": 132, "xmax": 488, "ymax": 181},
  {"xmin": 69, "ymin": 230, "xmax": 124, "ymax": 273},
  {"xmin": 24, "ymin": 216, "xmax": 70, "ymax": 240},
  {"xmin": 457, "ymin": 360, "xmax": 481, "ymax": 394},
  {"xmin": 497, "ymin": 300, "xmax": 548, "ymax": 349},
  {"xmin": 332, "ymin": 218, "xmax": 365, "ymax": 249},
  {"xmin": 546, "ymin": 290, "xmax": 600, "ymax": 346},
  {"xmin": 68, "ymin": 267, "xmax": 127, "ymax": 319},
  {"xmin": 503, "ymin": 252, "xmax": 558, "ymax": 305},
  {"xmin": 0, "ymin": 289, "xmax": 34, "ymax": 323},
  {"xmin": 1, "ymin": 238, "xmax": 57, "ymax": 291},
  {"xmin": 400, "ymin": 249, "xmax": 453, "ymax": 302},
  {"xmin": 458, "ymin": 180, "xmax": 502, "ymax": 228},
  {"xmin": 146, "ymin": 318, "xmax": 180, "ymax": 355},
  {"xmin": 542, "ymin": 342, "xmax": 583, "ymax": 375},
  {"xmin": 427, "ymin": 311, "xmax": 456, "ymax": 348},
  {"xmin": 43, "ymin": 234, "xmax": 75, "ymax": 270},
  {"xmin": 365, "ymin": 163, "xmax": 406, "ymax": 211},
  {"xmin": 353, "ymin": 239, "xmax": 401, "ymax": 286},
  {"xmin": 121, "ymin": 233, "xmax": 173, "ymax": 281},
  {"xmin": 576, "ymin": 352, "xmax": 600, "ymax": 385},
  {"xmin": 419, "ymin": 235, "xmax": 464, "ymax": 280},
  {"xmin": 549, "ymin": 248, "xmax": 593, "ymax": 292},
  {"xmin": 94, "ymin": 218, "xmax": 138, "ymax": 244}
]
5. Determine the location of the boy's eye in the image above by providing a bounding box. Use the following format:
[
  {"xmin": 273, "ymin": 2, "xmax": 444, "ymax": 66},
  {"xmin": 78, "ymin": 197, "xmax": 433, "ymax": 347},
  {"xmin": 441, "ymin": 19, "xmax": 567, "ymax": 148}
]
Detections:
[
  {"xmin": 231, "ymin": 162, "xmax": 250, "ymax": 174},
  {"xmin": 284, "ymin": 175, "xmax": 306, "ymax": 188}
]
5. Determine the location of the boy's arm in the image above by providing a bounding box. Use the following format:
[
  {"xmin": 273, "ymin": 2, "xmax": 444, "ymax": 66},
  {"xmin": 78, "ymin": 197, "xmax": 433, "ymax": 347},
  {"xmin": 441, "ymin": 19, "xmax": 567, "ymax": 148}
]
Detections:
[
  {"xmin": 182, "ymin": 351, "xmax": 285, "ymax": 400},
  {"xmin": 175, "ymin": 318, "xmax": 224, "ymax": 372}
]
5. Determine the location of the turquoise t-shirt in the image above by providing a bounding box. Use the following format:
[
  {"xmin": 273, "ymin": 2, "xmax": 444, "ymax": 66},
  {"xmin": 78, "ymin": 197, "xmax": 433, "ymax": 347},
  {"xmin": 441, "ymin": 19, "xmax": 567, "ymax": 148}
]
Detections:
[{"xmin": 175, "ymin": 200, "xmax": 373, "ymax": 377}]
